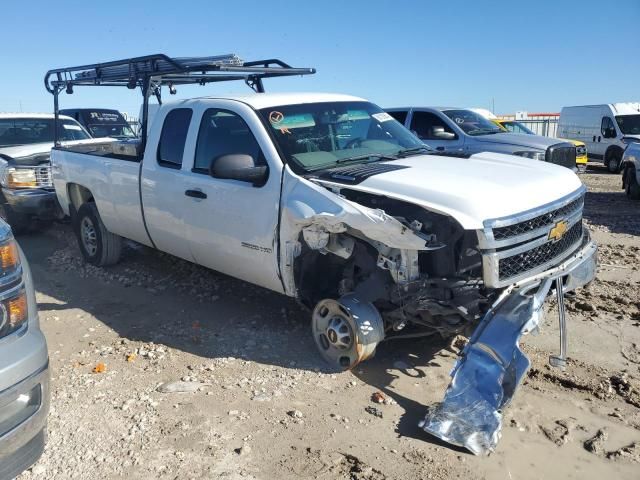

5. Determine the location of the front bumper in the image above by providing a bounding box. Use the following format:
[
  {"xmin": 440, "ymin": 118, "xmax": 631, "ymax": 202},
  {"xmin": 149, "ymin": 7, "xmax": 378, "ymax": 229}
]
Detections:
[
  {"xmin": 420, "ymin": 236, "xmax": 597, "ymax": 455},
  {"xmin": 2, "ymin": 187, "xmax": 61, "ymax": 219},
  {"xmin": 0, "ymin": 363, "xmax": 49, "ymax": 479}
]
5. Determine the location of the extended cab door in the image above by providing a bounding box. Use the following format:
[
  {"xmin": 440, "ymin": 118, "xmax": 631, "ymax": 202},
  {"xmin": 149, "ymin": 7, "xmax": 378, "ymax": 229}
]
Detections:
[
  {"xmin": 407, "ymin": 110, "xmax": 464, "ymax": 152},
  {"xmin": 141, "ymin": 107, "xmax": 197, "ymax": 262},
  {"xmin": 178, "ymin": 101, "xmax": 284, "ymax": 293}
]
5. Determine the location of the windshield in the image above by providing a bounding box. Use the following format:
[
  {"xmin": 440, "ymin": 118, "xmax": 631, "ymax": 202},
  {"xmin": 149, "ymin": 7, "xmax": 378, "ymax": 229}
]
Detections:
[
  {"xmin": 0, "ymin": 118, "xmax": 90, "ymax": 147},
  {"xmin": 502, "ymin": 121, "xmax": 535, "ymax": 135},
  {"xmin": 88, "ymin": 123, "xmax": 136, "ymax": 139},
  {"xmin": 442, "ymin": 109, "xmax": 504, "ymax": 136},
  {"xmin": 258, "ymin": 101, "xmax": 426, "ymax": 171},
  {"xmin": 615, "ymin": 115, "xmax": 640, "ymax": 135}
]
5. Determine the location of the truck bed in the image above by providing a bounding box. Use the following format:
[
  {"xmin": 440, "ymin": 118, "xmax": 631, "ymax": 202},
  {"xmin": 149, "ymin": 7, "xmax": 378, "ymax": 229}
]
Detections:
[{"xmin": 51, "ymin": 140, "xmax": 152, "ymax": 246}]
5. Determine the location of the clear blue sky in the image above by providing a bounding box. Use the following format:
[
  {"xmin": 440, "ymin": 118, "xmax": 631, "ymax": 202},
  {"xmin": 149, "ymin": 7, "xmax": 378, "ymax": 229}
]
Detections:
[{"xmin": 1, "ymin": 0, "xmax": 638, "ymax": 117}]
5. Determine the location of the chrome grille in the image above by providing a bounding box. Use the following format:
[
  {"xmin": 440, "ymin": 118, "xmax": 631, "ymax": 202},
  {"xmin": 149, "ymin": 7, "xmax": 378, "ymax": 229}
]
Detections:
[
  {"xmin": 546, "ymin": 143, "xmax": 576, "ymax": 169},
  {"xmin": 497, "ymin": 222, "xmax": 583, "ymax": 280},
  {"xmin": 479, "ymin": 187, "xmax": 587, "ymax": 288},
  {"xmin": 34, "ymin": 166, "xmax": 52, "ymax": 187},
  {"xmin": 493, "ymin": 195, "xmax": 583, "ymax": 240}
]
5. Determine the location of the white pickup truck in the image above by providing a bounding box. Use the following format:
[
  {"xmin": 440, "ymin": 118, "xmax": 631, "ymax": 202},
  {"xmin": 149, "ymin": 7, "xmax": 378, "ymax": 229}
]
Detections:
[{"xmin": 46, "ymin": 55, "xmax": 597, "ymax": 455}]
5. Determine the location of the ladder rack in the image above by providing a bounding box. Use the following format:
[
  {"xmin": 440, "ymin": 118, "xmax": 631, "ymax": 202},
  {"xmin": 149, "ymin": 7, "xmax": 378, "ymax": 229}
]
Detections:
[{"xmin": 45, "ymin": 53, "xmax": 316, "ymax": 146}]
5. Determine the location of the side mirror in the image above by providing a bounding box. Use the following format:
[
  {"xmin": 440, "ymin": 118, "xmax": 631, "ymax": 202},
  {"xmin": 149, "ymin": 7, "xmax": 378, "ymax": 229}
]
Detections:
[
  {"xmin": 607, "ymin": 127, "xmax": 617, "ymax": 139},
  {"xmin": 210, "ymin": 154, "xmax": 268, "ymax": 187},
  {"xmin": 431, "ymin": 126, "xmax": 456, "ymax": 140}
]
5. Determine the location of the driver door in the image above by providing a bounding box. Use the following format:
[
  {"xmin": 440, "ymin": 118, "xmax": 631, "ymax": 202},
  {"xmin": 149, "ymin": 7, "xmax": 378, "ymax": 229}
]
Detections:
[
  {"xmin": 180, "ymin": 101, "xmax": 284, "ymax": 293},
  {"xmin": 408, "ymin": 110, "xmax": 464, "ymax": 152}
]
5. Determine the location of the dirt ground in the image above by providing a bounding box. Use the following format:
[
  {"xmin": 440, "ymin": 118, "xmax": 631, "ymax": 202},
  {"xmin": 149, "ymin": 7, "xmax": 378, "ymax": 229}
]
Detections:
[{"xmin": 15, "ymin": 163, "xmax": 640, "ymax": 480}]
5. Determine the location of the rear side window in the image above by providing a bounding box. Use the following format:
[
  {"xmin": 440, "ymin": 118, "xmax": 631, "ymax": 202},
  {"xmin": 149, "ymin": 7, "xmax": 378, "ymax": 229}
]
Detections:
[
  {"xmin": 194, "ymin": 109, "xmax": 264, "ymax": 172},
  {"xmin": 157, "ymin": 108, "xmax": 193, "ymax": 168},
  {"xmin": 387, "ymin": 110, "xmax": 408, "ymax": 125}
]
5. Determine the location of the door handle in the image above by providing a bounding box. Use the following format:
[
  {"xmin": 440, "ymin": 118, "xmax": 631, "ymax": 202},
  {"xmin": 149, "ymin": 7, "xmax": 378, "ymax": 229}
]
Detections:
[
  {"xmin": 185, "ymin": 189, "xmax": 207, "ymax": 199},
  {"xmin": 592, "ymin": 136, "xmax": 596, "ymax": 142},
  {"xmin": 436, "ymin": 146, "xmax": 445, "ymax": 151},
  {"xmin": 598, "ymin": 136, "xmax": 601, "ymax": 142}
]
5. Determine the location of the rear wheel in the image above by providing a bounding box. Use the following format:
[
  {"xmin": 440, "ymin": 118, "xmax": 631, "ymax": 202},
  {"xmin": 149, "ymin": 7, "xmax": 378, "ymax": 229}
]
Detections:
[
  {"xmin": 625, "ymin": 166, "xmax": 640, "ymax": 200},
  {"xmin": 74, "ymin": 202, "xmax": 122, "ymax": 266},
  {"xmin": 311, "ymin": 295, "xmax": 385, "ymax": 371}
]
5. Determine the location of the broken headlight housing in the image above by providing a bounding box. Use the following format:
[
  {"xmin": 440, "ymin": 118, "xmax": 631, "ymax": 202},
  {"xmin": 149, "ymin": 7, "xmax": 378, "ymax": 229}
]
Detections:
[{"xmin": 0, "ymin": 236, "xmax": 27, "ymax": 339}]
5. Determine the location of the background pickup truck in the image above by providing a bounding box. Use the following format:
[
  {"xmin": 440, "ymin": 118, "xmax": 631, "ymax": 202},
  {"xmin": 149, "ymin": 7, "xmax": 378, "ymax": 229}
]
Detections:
[
  {"xmin": 0, "ymin": 113, "xmax": 91, "ymax": 232},
  {"xmin": 386, "ymin": 107, "xmax": 578, "ymax": 169},
  {"xmin": 51, "ymin": 91, "xmax": 597, "ymax": 454}
]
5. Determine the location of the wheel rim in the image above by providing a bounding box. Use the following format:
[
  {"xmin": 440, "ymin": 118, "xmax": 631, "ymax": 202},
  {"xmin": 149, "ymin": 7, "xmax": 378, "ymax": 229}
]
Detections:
[
  {"xmin": 311, "ymin": 296, "xmax": 384, "ymax": 370},
  {"xmin": 610, "ymin": 157, "xmax": 620, "ymax": 172},
  {"xmin": 80, "ymin": 217, "xmax": 98, "ymax": 256}
]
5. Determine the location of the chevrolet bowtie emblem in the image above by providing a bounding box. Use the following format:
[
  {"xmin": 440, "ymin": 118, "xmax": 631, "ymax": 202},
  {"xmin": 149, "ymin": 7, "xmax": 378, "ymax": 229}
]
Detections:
[{"xmin": 548, "ymin": 220, "xmax": 569, "ymax": 242}]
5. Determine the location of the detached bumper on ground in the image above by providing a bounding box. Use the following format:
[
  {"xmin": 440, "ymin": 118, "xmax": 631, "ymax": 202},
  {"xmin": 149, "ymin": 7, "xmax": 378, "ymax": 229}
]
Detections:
[
  {"xmin": 3, "ymin": 187, "xmax": 61, "ymax": 219},
  {"xmin": 420, "ymin": 234, "xmax": 597, "ymax": 455}
]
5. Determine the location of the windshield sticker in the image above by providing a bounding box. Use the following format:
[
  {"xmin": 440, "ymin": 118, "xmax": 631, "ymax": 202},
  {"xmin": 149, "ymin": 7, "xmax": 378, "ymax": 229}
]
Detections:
[
  {"xmin": 372, "ymin": 112, "xmax": 393, "ymax": 123},
  {"xmin": 63, "ymin": 124, "xmax": 83, "ymax": 130},
  {"xmin": 269, "ymin": 111, "xmax": 284, "ymax": 124},
  {"xmin": 268, "ymin": 112, "xmax": 315, "ymax": 133}
]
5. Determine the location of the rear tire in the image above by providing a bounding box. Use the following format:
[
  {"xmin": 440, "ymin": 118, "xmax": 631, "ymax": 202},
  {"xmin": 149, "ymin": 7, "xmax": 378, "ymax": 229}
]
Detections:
[
  {"xmin": 625, "ymin": 166, "xmax": 640, "ymax": 200},
  {"xmin": 74, "ymin": 202, "xmax": 122, "ymax": 266}
]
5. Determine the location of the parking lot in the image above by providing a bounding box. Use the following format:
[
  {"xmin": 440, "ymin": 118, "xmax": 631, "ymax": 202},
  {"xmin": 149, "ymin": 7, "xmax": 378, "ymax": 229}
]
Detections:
[{"xmin": 13, "ymin": 164, "xmax": 640, "ymax": 480}]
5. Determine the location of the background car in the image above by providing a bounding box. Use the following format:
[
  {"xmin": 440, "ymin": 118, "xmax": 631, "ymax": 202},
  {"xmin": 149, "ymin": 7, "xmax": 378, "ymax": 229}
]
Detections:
[
  {"xmin": 494, "ymin": 119, "xmax": 588, "ymax": 172},
  {"xmin": 386, "ymin": 107, "xmax": 577, "ymax": 169},
  {"xmin": 0, "ymin": 219, "xmax": 49, "ymax": 479},
  {"xmin": 60, "ymin": 108, "xmax": 137, "ymax": 139},
  {"xmin": 0, "ymin": 114, "xmax": 90, "ymax": 232},
  {"xmin": 558, "ymin": 103, "xmax": 640, "ymax": 172}
]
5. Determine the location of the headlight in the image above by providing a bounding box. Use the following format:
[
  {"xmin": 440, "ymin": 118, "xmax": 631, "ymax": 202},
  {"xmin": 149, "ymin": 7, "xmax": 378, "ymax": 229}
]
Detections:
[
  {"xmin": 2, "ymin": 167, "xmax": 37, "ymax": 188},
  {"xmin": 0, "ymin": 236, "xmax": 26, "ymax": 337},
  {"xmin": 513, "ymin": 150, "xmax": 546, "ymax": 161}
]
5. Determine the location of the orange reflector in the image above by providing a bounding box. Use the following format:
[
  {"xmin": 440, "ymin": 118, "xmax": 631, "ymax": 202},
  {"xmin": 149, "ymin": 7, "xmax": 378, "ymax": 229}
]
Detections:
[
  {"xmin": 0, "ymin": 241, "xmax": 20, "ymax": 270},
  {"xmin": 7, "ymin": 291, "xmax": 28, "ymax": 327}
]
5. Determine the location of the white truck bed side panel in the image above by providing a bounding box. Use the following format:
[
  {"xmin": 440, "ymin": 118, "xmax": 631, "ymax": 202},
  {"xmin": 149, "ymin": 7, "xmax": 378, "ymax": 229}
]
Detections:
[{"xmin": 52, "ymin": 149, "xmax": 151, "ymax": 246}]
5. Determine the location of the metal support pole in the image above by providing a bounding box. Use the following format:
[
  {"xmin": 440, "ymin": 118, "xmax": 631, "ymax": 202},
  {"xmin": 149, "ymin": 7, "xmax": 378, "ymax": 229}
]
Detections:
[
  {"xmin": 549, "ymin": 278, "xmax": 568, "ymax": 369},
  {"xmin": 140, "ymin": 77, "xmax": 150, "ymax": 154},
  {"xmin": 53, "ymin": 88, "xmax": 60, "ymax": 146}
]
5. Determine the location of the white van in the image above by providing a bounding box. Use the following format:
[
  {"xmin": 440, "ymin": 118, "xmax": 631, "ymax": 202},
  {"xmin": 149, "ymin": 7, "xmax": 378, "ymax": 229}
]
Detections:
[{"xmin": 557, "ymin": 103, "xmax": 640, "ymax": 172}]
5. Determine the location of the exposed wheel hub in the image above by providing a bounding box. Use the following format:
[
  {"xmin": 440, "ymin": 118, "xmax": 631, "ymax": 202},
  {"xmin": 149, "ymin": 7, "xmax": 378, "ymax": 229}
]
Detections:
[{"xmin": 312, "ymin": 294, "xmax": 385, "ymax": 371}]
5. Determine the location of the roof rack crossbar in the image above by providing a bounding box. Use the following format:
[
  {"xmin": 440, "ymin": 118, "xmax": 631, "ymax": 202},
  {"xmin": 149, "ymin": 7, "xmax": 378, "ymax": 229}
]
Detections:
[
  {"xmin": 45, "ymin": 52, "xmax": 315, "ymax": 150},
  {"xmin": 45, "ymin": 53, "xmax": 314, "ymax": 93}
]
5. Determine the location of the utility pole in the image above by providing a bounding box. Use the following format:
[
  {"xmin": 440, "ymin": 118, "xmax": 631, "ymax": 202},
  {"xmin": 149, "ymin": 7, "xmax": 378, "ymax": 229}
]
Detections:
[{"xmin": 492, "ymin": 98, "xmax": 495, "ymax": 114}]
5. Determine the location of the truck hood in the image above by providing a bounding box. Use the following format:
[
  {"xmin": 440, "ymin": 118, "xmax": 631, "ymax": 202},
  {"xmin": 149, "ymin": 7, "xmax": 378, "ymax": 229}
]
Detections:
[
  {"xmin": 0, "ymin": 143, "xmax": 54, "ymax": 163},
  {"xmin": 0, "ymin": 138, "xmax": 110, "ymax": 165},
  {"xmin": 313, "ymin": 152, "xmax": 583, "ymax": 230},
  {"xmin": 472, "ymin": 132, "xmax": 561, "ymax": 150}
]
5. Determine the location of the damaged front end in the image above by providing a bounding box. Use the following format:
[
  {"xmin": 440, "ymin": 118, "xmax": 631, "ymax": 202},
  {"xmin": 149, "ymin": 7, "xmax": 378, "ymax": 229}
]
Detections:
[
  {"xmin": 420, "ymin": 235, "xmax": 597, "ymax": 455},
  {"xmin": 282, "ymin": 171, "xmax": 597, "ymax": 455}
]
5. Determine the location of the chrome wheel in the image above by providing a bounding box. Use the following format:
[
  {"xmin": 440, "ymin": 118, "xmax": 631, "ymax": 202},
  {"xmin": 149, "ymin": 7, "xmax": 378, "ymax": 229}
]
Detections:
[
  {"xmin": 312, "ymin": 294, "xmax": 385, "ymax": 370},
  {"xmin": 80, "ymin": 216, "xmax": 98, "ymax": 256}
]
